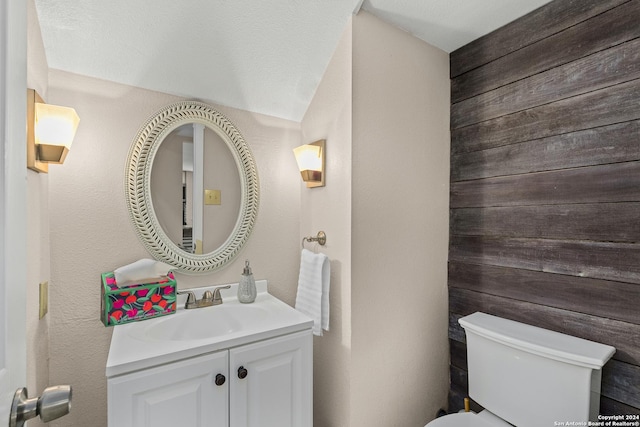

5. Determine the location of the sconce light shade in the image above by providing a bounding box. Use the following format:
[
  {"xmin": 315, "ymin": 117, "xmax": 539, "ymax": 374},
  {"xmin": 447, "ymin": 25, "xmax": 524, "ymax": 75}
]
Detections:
[
  {"xmin": 293, "ymin": 139, "xmax": 325, "ymax": 188},
  {"xmin": 27, "ymin": 89, "xmax": 80, "ymax": 173}
]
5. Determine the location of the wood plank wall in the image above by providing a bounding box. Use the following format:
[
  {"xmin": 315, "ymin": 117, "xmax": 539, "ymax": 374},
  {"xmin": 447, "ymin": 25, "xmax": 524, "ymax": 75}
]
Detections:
[{"xmin": 448, "ymin": 0, "xmax": 640, "ymax": 416}]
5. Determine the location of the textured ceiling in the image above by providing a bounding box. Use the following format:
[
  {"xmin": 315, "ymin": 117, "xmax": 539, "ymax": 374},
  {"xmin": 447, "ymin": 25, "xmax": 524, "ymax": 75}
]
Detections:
[
  {"xmin": 34, "ymin": 0, "xmax": 552, "ymax": 122},
  {"xmin": 361, "ymin": 0, "xmax": 553, "ymax": 53}
]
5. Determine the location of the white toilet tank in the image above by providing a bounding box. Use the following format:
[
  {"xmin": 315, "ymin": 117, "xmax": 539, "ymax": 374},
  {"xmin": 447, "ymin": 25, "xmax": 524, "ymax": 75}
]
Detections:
[{"xmin": 459, "ymin": 312, "xmax": 615, "ymax": 427}]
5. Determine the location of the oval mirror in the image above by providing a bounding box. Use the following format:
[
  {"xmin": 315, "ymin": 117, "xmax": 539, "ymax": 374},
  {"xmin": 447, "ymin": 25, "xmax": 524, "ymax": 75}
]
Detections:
[
  {"xmin": 151, "ymin": 123, "xmax": 242, "ymax": 254},
  {"xmin": 125, "ymin": 101, "xmax": 259, "ymax": 274}
]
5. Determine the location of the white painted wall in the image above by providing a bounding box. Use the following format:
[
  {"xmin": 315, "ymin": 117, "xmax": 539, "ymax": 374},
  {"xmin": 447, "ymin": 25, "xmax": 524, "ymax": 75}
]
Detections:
[
  {"xmin": 45, "ymin": 70, "xmax": 302, "ymax": 426},
  {"xmin": 351, "ymin": 11, "xmax": 450, "ymax": 426},
  {"xmin": 300, "ymin": 18, "xmax": 353, "ymax": 427},
  {"xmin": 301, "ymin": 11, "xmax": 451, "ymax": 427}
]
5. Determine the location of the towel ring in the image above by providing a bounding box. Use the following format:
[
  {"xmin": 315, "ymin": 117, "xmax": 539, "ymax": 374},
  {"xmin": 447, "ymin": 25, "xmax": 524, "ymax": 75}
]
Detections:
[{"xmin": 302, "ymin": 231, "xmax": 326, "ymax": 249}]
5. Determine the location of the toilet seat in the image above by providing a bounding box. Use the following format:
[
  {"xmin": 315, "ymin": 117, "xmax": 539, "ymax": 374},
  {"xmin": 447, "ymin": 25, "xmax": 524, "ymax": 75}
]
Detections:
[{"xmin": 425, "ymin": 411, "xmax": 512, "ymax": 427}]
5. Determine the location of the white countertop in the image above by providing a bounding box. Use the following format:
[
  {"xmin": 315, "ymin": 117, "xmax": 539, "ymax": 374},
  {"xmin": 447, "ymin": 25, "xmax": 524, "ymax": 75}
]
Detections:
[{"xmin": 106, "ymin": 280, "xmax": 313, "ymax": 377}]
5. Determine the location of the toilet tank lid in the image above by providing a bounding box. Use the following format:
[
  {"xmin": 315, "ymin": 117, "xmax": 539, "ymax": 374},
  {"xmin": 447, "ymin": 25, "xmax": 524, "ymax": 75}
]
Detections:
[{"xmin": 459, "ymin": 312, "xmax": 615, "ymax": 369}]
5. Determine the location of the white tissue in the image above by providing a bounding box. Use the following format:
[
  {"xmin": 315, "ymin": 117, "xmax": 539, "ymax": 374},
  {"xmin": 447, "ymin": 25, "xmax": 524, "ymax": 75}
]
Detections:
[{"xmin": 113, "ymin": 259, "xmax": 175, "ymax": 287}]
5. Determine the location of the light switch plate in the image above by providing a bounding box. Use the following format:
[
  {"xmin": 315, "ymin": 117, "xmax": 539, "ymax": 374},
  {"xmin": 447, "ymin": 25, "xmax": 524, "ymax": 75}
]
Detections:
[
  {"xmin": 205, "ymin": 189, "xmax": 221, "ymax": 205},
  {"xmin": 39, "ymin": 281, "xmax": 48, "ymax": 319}
]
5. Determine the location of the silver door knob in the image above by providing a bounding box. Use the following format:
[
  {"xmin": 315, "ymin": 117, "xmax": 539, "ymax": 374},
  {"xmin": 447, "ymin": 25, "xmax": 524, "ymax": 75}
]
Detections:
[{"xmin": 10, "ymin": 385, "xmax": 72, "ymax": 427}]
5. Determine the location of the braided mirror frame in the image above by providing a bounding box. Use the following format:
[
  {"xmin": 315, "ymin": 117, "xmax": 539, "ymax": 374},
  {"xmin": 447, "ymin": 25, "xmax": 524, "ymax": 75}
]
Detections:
[{"xmin": 125, "ymin": 101, "xmax": 259, "ymax": 274}]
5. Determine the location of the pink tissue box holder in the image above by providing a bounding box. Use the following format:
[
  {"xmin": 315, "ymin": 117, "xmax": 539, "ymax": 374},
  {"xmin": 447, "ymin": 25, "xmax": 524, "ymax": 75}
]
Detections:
[{"xmin": 100, "ymin": 271, "xmax": 176, "ymax": 327}]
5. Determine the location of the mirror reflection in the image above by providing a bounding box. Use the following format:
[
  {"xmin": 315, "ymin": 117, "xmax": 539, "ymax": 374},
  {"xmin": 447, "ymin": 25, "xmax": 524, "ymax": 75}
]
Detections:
[{"xmin": 151, "ymin": 123, "xmax": 241, "ymax": 255}]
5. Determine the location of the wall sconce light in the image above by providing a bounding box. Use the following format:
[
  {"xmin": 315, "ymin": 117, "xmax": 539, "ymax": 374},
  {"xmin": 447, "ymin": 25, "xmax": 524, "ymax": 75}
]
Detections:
[
  {"xmin": 293, "ymin": 139, "xmax": 325, "ymax": 188},
  {"xmin": 27, "ymin": 89, "xmax": 80, "ymax": 173}
]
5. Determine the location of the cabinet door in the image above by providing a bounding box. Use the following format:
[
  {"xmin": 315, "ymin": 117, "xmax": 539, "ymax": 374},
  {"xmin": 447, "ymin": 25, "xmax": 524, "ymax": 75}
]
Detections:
[
  {"xmin": 108, "ymin": 351, "xmax": 229, "ymax": 427},
  {"xmin": 229, "ymin": 330, "xmax": 313, "ymax": 427}
]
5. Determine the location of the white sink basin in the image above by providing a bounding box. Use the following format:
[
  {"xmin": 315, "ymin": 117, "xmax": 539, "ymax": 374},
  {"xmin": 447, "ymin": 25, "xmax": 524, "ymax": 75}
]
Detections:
[
  {"xmin": 107, "ymin": 281, "xmax": 314, "ymax": 377},
  {"xmin": 137, "ymin": 304, "xmax": 269, "ymax": 341}
]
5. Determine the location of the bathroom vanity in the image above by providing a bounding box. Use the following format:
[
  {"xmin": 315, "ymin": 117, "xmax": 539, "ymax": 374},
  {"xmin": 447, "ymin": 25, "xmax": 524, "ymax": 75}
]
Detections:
[
  {"xmin": 106, "ymin": 281, "xmax": 313, "ymax": 427},
  {"xmin": 110, "ymin": 101, "xmax": 310, "ymax": 426}
]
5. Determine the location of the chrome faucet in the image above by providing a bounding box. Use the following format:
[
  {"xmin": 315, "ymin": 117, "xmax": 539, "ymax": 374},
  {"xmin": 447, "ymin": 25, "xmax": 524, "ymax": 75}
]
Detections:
[{"xmin": 177, "ymin": 285, "xmax": 231, "ymax": 309}]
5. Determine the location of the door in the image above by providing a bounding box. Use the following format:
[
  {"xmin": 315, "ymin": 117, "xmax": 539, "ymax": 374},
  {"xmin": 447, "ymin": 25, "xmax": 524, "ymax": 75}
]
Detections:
[
  {"xmin": 107, "ymin": 351, "xmax": 229, "ymax": 427},
  {"xmin": 0, "ymin": 0, "xmax": 28, "ymax": 423},
  {"xmin": 1, "ymin": 2, "xmax": 71, "ymax": 424},
  {"xmin": 229, "ymin": 330, "xmax": 313, "ymax": 427}
]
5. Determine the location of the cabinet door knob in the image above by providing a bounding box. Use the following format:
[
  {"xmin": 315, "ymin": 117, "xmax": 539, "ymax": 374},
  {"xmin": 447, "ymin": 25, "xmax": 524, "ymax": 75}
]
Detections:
[
  {"xmin": 215, "ymin": 374, "xmax": 226, "ymax": 386},
  {"xmin": 237, "ymin": 366, "xmax": 248, "ymax": 379}
]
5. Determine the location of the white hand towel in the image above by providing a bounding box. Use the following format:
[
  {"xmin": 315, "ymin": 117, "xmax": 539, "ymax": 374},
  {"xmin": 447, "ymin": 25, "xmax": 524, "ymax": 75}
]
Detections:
[
  {"xmin": 114, "ymin": 259, "xmax": 175, "ymax": 288},
  {"xmin": 295, "ymin": 249, "xmax": 330, "ymax": 336}
]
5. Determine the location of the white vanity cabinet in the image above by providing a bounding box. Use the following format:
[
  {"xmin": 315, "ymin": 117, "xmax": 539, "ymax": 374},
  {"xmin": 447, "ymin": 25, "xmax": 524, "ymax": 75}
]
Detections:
[
  {"xmin": 107, "ymin": 329, "xmax": 312, "ymax": 427},
  {"xmin": 108, "ymin": 350, "xmax": 229, "ymax": 427},
  {"xmin": 106, "ymin": 283, "xmax": 314, "ymax": 427},
  {"xmin": 230, "ymin": 330, "xmax": 312, "ymax": 427}
]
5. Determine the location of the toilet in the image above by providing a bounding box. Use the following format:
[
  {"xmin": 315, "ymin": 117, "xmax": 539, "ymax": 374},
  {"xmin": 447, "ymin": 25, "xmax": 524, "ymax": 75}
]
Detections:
[{"xmin": 427, "ymin": 312, "xmax": 615, "ymax": 427}]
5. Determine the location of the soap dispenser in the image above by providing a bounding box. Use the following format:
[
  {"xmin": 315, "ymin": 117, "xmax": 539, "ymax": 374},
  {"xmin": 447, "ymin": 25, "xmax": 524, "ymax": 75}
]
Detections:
[{"xmin": 238, "ymin": 260, "xmax": 257, "ymax": 303}]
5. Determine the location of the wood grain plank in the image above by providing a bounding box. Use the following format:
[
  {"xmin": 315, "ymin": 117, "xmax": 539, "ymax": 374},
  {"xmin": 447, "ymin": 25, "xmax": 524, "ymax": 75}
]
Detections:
[
  {"xmin": 450, "ymin": 161, "xmax": 640, "ymax": 208},
  {"xmin": 448, "ymin": 288, "xmax": 640, "ymax": 365},
  {"xmin": 450, "ymin": 338, "xmax": 467, "ymax": 370},
  {"xmin": 448, "ymin": 262, "xmax": 640, "ymax": 326},
  {"xmin": 450, "ymin": 0, "xmax": 630, "ymax": 78},
  {"xmin": 451, "ymin": 120, "xmax": 640, "ymax": 181},
  {"xmin": 448, "ymin": 367, "xmax": 484, "ymax": 413},
  {"xmin": 447, "ymin": 390, "xmax": 462, "ymax": 414},
  {"xmin": 449, "ymin": 235, "xmax": 640, "ymax": 285},
  {"xmin": 450, "ymin": 203, "xmax": 640, "ymax": 243},
  {"xmin": 448, "ymin": 385, "xmax": 468, "ymax": 414},
  {"xmin": 449, "ymin": 313, "xmax": 465, "ymax": 343},
  {"xmin": 452, "ymin": 79, "xmax": 640, "ymax": 154},
  {"xmin": 450, "ymin": 364, "xmax": 468, "ymax": 392},
  {"xmin": 603, "ymin": 360, "xmax": 640, "ymax": 408},
  {"xmin": 451, "ymin": 1, "xmax": 640, "ymax": 102},
  {"xmin": 452, "ymin": 39, "xmax": 640, "ymax": 128},
  {"xmin": 601, "ymin": 396, "xmax": 640, "ymax": 415}
]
